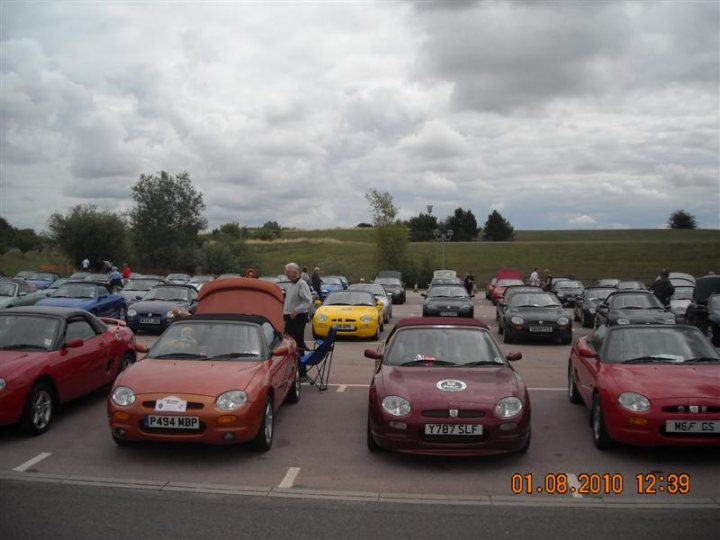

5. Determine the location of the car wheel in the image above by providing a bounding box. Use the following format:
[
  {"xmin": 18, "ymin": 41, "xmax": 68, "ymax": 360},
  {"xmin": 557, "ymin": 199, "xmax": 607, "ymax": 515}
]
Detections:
[
  {"xmin": 20, "ymin": 383, "xmax": 55, "ymax": 435},
  {"xmin": 285, "ymin": 368, "xmax": 301, "ymax": 404},
  {"xmin": 517, "ymin": 427, "xmax": 531, "ymax": 453},
  {"xmin": 251, "ymin": 396, "xmax": 274, "ymax": 452},
  {"xmin": 568, "ymin": 362, "xmax": 582, "ymax": 404},
  {"xmin": 498, "ymin": 319, "xmax": 504, "ymax": 335},
  {"xmin": 367, "ymin": 415, "xmax": 382, "ymax": 452},
  {"xmin": 503, "ymin": 329, "xmax": 513, "ymax": 344},
  {"xmin": 581, "ymin": 314, "xmax": 590, "ymax": 328},
  {"xmin": 112, "ymin": 434, "xmax": 133, "ymax": 446},
  {"xmin": 372, "ymin": 324, "xmax": 381, "ymax": 341},
  {"xmin": 591, "ymin": 394, "xmax": 614, "ymax": 450},
  {"xmin": 312, "ymin": 328, "xmax": 320, "ymax": 340},
  {"xmin": 117, "ymin": 305, "xmax": 127, "ymax": 322},
  {"xmin": 117, "ymin": 351, "xmax": 135, "ymax": 376},
  {"xmin": 708, "ymin": 325, "xmax": 720, "ymax": 347},
  {"xmin": 561, "ymin": 333, "xmax": 572, "ymax": 345}
]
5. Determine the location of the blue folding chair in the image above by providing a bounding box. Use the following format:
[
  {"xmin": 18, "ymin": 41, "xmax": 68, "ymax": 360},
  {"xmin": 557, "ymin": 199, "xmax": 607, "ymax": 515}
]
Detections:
[{"xmin": 300, "ymin": 326, "xmax": 337, "ymax": 391}]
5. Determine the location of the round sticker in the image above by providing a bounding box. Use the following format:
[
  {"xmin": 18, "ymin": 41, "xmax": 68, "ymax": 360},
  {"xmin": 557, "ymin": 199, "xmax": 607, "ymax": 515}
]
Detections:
[{"xmin": 436, "ymin": 379, "xmax": 467, "ymax": 392}]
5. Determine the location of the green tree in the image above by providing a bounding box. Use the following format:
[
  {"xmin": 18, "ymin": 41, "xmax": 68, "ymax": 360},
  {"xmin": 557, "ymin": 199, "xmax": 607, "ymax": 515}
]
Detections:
[
  {"xmin": 482, "ymin": 210, "xmax": 515, "ymax": 241},
  {"xmin": 130, "ymin": 171, "xmax": 207, "ymax": 270},
  {"xmin": 365, "ymin": 189, "xmax": 408, "ymax": 271},
  {"xmin": 215, "ymin": 221, "xmax": 246, "ymax": 240},
  {"xmin": 667, "ymin": 209, "xmax": 697, "ymax": 229},
  {"xmin": 254, "ymin": 220, "xmax": 282, "ymax": 240},
  {"xmin": 444, "ymin": 208, "xmax": 479, "ymax": 241},
  {"xmin": 407, "ymin": 213, "xmax": 439, "ymax": 242},
  {"xmin": 365, "ymin": 188, "xmax": 398, "ymax": 226},
  {"xmin": 200, "ymin": 236, "xmax": 255, "ymax": 274},
  {"xmin": 47, "ymin": 205, "xmax": 130, "ymax": 268},
  {"xmin": 13, "ymin": 228, "xmax": 43, "ymax": 254}
]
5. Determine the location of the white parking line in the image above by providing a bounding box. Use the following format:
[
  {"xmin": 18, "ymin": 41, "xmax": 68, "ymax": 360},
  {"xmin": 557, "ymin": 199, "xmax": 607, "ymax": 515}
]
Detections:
[
  {"xmin": 567, "ymin": 473, "xmax": 583, "ymax": 499},
  {"xmin": 278, "ymin": 467, "xmax": 301, "ymax": 489},
  {"xmin": 13, "ymin": 452, "xmax": 52, "ymax": 472},
  {"xmin": 337, "ymin": 385, "xmax": 348, "ymax": 393}
]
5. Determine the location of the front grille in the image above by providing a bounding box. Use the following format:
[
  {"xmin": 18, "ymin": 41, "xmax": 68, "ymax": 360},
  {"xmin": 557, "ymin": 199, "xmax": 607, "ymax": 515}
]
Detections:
[
  {"xmin": 420, "ymin": 434, "xmax": 486, "ymax": 443},
  {"xmin": 422, "ymin": 409, "xmax": 486, "ymax": 418},
  {"xmin": 659, "ymin": 428, "xmax": 720, "ymax": 438},
  {"xmin": 662, "ymin": 405, "xmax": 720, "ymax": 413},
  {"xmin": 142, "ymin": 400, "xmax": 205, "ymax": 410},
  {"xmin": 331, "ymin": 317, "xmax": 357, "ymax": 323}
]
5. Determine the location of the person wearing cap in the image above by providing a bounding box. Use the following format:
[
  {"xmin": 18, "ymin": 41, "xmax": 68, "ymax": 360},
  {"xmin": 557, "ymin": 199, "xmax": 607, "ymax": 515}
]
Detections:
[
  {"xmin": 650, "ymin": 269, "xmax": 675, "ymax": 307},
  {"xmin": 109, "ymin": 266, "xmax": 123, "ymax": 293},
  {"xmin": 311, "ymin": 266, "xmax": 322, "ymax": 298}
]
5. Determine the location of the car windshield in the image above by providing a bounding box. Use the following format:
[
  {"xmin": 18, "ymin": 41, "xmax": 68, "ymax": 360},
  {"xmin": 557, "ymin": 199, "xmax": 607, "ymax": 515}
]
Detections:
[
  {"xmin": 85, "ymin": 274, "xmax": 109, "ymax": 281},
  {"xmin": 617, "ymin": 281, "xmax": 644, "ymax": 289},
  {"xmin": 147, "ymin": 322, "xmax": 265, "ymax": 361},
  {"xmin": 0, "ymin": 282, "xmax": 18, "ymax": 296},
  {"xmin": 167, "ymin": 274, "xmax": 189, "ymax": 281},
  {"xmin": 671, "ymin": 288, "xmax": 694, "ymax": 301},
  {"xmin": 124, "ymin": 279, "xmax": 162, "ymax": 291},
  {"xmin": 708, "ymin": 296, "xmax": 720, "ymax": 310},
  {"xmin": 375, "ymin": 278, "xmax": 401, "ymax": 286},
  {"xmin": 324, "ymin": 291, "xmax": 375, "ymax": 306},
  {"xmin": 603, "ymin": 327, "xmax": 720, "ymax": 364},
  {"xmin": 0, "ymin": 315, "xmax": 60, "ymax": 351},
  {"xmin": 557, "ymin": 281, "xmax": 582, "ymax": 289},
  {"xmin": 142, "ymin": 287, "xmax": 191, "ymax": 301},
  {"xmin": 497, "ymin": 279, "xmax": 524, "ymax": 287},
  {"xmin": 53, "ymin": 283, "xmax": 98, "ymax": 299},
  {"xmin": 349, "ymin": 284, "xmax": 386, "ymax": 296},
  {"xmin": 31, "ymin": 272, "xmax": 55, "ymax": 280},
  {"xmin": 427, "ymin": 287, "xmax": 469, "ymax": 299},
  {"xmin": 509, "ymin": 293, "xmax": 560, "ymax": 307},
  {"xmin": 586, "ymin": 288, "xmax": 614, "ymax": 301},
  {"xmin": 384, "ymin": 327, "xmax": 505, "ymax": 367},
  {"xmin": 322, "ymin": 277, "xmax": 343, "ymax": 286},
  {"xmin": 609, "ymin": 293, "xmax": 663, "ymax": 309}
]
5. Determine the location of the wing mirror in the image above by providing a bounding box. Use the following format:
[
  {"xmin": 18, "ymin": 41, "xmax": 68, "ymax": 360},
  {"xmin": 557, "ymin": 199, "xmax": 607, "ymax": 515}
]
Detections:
[
  {"xmin": 577, "ymin": 344, "xmax": 597, "ymax": 359},
  {"xmin": 364, "ymin": 349, "xmax": 382, "ymax": 359},
  {"xmin": 63, "ymin": 337, "xmax": 84, "ymax": 348},
  {"xmin": 506, "ymin": 352, "xmax": 522, "ymax": 362}
]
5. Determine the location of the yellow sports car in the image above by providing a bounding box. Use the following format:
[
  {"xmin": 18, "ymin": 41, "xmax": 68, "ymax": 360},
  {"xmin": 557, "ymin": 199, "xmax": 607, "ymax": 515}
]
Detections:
[{"xmin": 312, "ymin": 290, "xmax": 383, "ymax": 339}]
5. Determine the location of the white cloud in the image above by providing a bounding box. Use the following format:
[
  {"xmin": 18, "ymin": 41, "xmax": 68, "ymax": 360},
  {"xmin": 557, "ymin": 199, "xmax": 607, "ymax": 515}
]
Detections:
[{"xmin": 569, "ymin": 215, "xmax": 597, "ymax": 225}]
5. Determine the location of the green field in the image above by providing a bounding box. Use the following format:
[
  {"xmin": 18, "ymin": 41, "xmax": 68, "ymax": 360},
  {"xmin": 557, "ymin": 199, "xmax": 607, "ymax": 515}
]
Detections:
[{"xmin": 2, "ymin": 229, "xmax": 719, "ymax": 287}]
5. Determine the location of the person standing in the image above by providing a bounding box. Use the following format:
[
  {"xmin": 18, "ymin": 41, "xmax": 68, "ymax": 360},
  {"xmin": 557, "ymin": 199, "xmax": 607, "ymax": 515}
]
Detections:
[
  {"xmin": 542, "ymin": 269, "xmax": 553, "ymax": 292},
  {"xmin": 300, "ymin": 266, "xmax": 310, "ymax": 284},
  {"xmin": 109, "ymin": 266, "xmax": 123, "ymax": 293},
  {"xmin": 463, "ymin": 271, "xmax": 475, "ymax": 296},
  {"xmin": 529, "ymin": 267, "xmax": 540, "ymax": 287},
  {"xmin": 283, "ymin": 262, "xmax": 313, "ymax": 376},
  {"xmin": 311, "ymin": 266, "xmax": 322, "ymax": 298},
  {"xmin": 121, "ymin": 263, "xmax": 132, "ymax": 281},
  {"xmin": 81, "ymin": 258, "xmax": 90, "ymax": 271},
  {"xmin": 650, "ymin": 269, "xmax": 675, "ymax": 307}
]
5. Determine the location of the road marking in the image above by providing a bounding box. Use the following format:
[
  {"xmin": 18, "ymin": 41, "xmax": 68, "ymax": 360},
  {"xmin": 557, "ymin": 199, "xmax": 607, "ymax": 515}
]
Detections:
[
  {"xmin": 278, "ymin": 467, "xmax": 301, "ymax": 489},
  {"xmin": 13, "ymin": 452, "xmax": 52, "ymax": 472},
  {"xmin": 567, "ymin": 473, "xmax": 583, "ymax": 499},
  {"xmin": 528, "ymin": 387, "xmax": 566, "ymax": 391},
  {"xmin": 337, "ymin": 385, "xmax": 347, "ymax": 392}
]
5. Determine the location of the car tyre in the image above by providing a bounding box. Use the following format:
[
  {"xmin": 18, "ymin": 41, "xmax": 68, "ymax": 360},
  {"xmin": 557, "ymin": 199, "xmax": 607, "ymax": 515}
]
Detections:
[
  {"xmin": 251, "ymin": 396, "xmax": 274, "ymax": 452},
  {"xmin": 367, "ymin": 415, "xmax": 382, "ymax": 452},
  {"xmin": 19, "ymin": 383, "xmax": 55, "ymax": 436},
  {"xmin": 591, "ymin": 394, "xmax": 614, "ymax": 450},
  {"xmin": 117, "ymin": 305, "xmax": 127, "ymax": 322},
  {"xmin": 517, "ymin": 428, "xmax": 531, "ymax": 453},
  {"xmin": 117, "ymin": 351, "xmax": 135, "ymax": 376},
  {"xmin": 498, "ymin": 319, "xmax": 504, "ymax": 335},
  {"xmin": 708, "ymin": 325, "xmax": 720, "ymax": 347},
  {"xmin": 503, "ymin": 329, "xmax": 513, "ymax": 344},
  {"xmin": 112, "ymin": 434, "xmax": 134, "ymax": 446},
  {"xmin": 285, "ymin": 368, "xmax": 301, "ymax": 404},
  {"xmin": 372, "ymin": 324, "xmax": 381, "ymax": 341},
  {"xmin": 568, "ymin": 362, "xmax": 582, "ymax": 404}
]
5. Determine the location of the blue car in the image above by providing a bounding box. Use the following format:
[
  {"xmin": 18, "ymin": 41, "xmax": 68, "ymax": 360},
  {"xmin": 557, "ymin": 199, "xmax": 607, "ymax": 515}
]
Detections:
[
  {"xmin": 125, "ymin": 284, "xmax": 198, "ymax": 333},
  {"xmin": 37, "ymin": 281, "xmax": 127, "ymax": 319},
  {"xmin": 319, "ymin": 276, "xmax": 346, "ymax": 300},
  {"xmin": 26, "ymin": 272, "xmax": 62, "ymax": 290}
]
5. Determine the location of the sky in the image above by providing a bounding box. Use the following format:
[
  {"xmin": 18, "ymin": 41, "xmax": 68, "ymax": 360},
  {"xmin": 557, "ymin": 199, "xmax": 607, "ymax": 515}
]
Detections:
[{"xmin": 1, "ymin": 0, "xmax": 718, "ymax": 233}]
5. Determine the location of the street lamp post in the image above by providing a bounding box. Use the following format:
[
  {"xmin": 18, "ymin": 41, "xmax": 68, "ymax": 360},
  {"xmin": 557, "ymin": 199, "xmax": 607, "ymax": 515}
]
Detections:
[{"xmin": 432, "ymin": 228, "xmax": 453, "ymax": 270}]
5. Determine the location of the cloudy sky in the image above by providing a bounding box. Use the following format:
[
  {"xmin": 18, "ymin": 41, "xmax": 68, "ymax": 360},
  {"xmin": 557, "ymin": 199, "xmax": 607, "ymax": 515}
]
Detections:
[{"xmin": 1, "ymin": 0, "xmax": 718, "ymax": 232}]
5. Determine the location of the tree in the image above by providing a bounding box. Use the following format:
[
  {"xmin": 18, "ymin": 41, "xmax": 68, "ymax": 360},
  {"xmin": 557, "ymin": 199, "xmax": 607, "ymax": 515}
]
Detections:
[
  {"xmin": 47, "ymin": 205, "xmax": 130, "ymax": 268},
  {"xmin": 667, "ymin": 210, "xmax": 697, "ymax": 229},
  {"xmin": 254, "ymin": 220, "xmax": 282, "ymax": 241},
  {"xmin": 407, "ymin": 213, "xmax": 439, "ymax": 242},
  {"xmin": 13, "ymin": 228, "xmax": 43, "ymax": 254},
  {"xmin": 444, "ymin": 208, "xmax": 479, "ymax": 241},
  {"xmin": 482, "ymin": 210, "xmax": 515, "ymax": 241},
  {"xmin": 130, "ymin": 171, "xmax": 207, "ymax": 270},
  {"xmin": 200, "ymin": 236, "xmax": 255, "ymax": 275},
  {"xmin": 365, "ymin": 188, "xmax": 398, "ymax": 226}
]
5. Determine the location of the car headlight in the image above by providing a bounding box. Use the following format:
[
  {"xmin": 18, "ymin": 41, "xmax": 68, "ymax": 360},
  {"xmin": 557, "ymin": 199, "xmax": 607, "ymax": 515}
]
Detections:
[
  {"xmin": 510, "ymin": 316, "xmax": 524, "ymax": 325},
  {"xmin": 616, "ymin": 318, "xmax": 630, "ymax": 325},
  {"xmin": 166, "ymin": 310, "xmax": 175, "ymax": 318},
  {"xmin": 381, "ymin": 395, "xmax": 411, "ymax": 417},
  {"xmin": 111, "ymin": 386, "xmax": 136, "ymax": 406},
  {"xmin": 495, "ymin": 397, "xmax": 523, "ymax": 418},
  {"xmin": 127, "ymin": 309, "xmax": 137, "ymax": 317},
  {"xmin": 664, "ymin": 318, "xmax": 676, "ymax": 325},
  {"xmin": 216, "ymin": 390, "xmax": 248, "ymax": 410},
  {"xmin": 618, "ymin": 392, "xmax": 650, "ymax": 412},
  {"xmin": 316, "ymin": 313, "xmax": 328, "ymax": 322},
  {"xmin": 0, "ymin": 378, "xmax": 6, "ymax": 391},
  {"xmin": 360, "ymin": 315, "xmax": 374, "ymax": 323},
  {"xmin": 557, "ymin": 317, "xmax": 569, "ymax": 326},
  {"xmin": 588, "ymin": 306, "xmax": 596, "ymax": 313}
]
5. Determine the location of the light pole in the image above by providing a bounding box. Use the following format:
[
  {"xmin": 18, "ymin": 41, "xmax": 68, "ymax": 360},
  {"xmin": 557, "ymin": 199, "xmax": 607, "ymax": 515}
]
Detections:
[{"xmin": 433, "ymin": 228, "xmax": 453, "ymax": 270}]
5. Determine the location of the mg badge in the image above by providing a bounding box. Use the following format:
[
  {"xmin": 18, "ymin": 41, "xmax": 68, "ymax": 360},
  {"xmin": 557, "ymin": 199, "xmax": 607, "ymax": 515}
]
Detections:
[
  {"xmin": 449, "ymin": 409, "xmax": 459, "ymax": 417},
  {"xmin": 689, "ymin": 405, "xmax": 699, "ymax": 413},
  {"xmin": 436, "ymin": 380, "xmax": 467, "ymax": 392},
  {"xmin": 539, "ymin": 320, "xmax": 544, "ymax": 324}
]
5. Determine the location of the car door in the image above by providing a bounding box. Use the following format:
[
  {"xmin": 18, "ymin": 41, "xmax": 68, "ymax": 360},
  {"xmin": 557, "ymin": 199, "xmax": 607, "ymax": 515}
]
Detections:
[
  {"xmin": 264, "ymin": 323, "xmax": 291, "ymax": 402},
  {"xmin": 55, "ymin": 317, "xmax": 112, "ymax": 399},
  {"xmin": 95, "ymin": 286, "xmax": 118, "ymax": 318}
]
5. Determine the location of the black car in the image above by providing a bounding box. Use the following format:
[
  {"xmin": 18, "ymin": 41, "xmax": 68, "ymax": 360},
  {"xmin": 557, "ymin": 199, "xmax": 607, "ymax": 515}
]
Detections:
[
  {"xmin": 594, "ymin": 290, "xmax": 675, "ymax": 329},
  {"xmin": 421, "ymin": 285, "xmax": 474, "ymax": 318},
  {"xmin": 496, "ymin": 285, "xmax": 543, "ymax": 330},
  {"xmin": 552, "ymin": 280, "xmax": 585, "ymax": 306},
  {"xmin": 573, "ymin": 287, "xmax": 615, "ymax": 328},
  {"xmin": 500, "ymin": 291, "xmax": 572, "ymax": 344},
  {"xmin": 596, "ymin": 278, "xmax": 620, "ymax": 288},
  {"xmin": 374, "ymin": 276, "xmax": 406, "ymax": 304},
  {"xmin": 705, "ymin": 294, "xmax": 720, "ymax": 346},
  {"xmin": 685, "ymin": 275, "xmax": 720, "ymax": 340}
]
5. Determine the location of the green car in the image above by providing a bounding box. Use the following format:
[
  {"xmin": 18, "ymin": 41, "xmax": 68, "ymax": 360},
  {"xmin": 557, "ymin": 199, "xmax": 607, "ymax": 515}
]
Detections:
[{"xmin": 0, "ymin": 279, "xmax": 46, "ymax": 308}]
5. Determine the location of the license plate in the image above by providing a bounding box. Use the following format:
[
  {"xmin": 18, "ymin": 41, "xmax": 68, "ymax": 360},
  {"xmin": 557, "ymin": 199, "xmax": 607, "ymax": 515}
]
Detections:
[
  {"xmin": 424, "ymin": 424, "xmax": 483, "ymax": 436},
  {"xmin": 336, "ymin": 324, "xmax": 355, "ymax": 331},
  {"xmin": 529, "ymin": 326, "xmax": 553, "ymax": 332},
  {"xmin": 140, "ymin": 318, "xmax": 160, "ymax": 324},
  {"xmin": 145, "ymin": 415, "xmax": 200, "ymax": 429},
  {"xmin": 665, "ymin": 420, "xmax": 719, "ymax": 433},
  {"xmin": 440, "ymin": 312, "xmax": 458, "ymax": 316}
]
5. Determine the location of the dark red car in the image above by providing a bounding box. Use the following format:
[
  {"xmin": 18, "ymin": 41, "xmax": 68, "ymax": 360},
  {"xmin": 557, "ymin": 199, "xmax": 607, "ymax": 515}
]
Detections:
[
  {"xmin": 568, "ymin": 324, "xmax": 720, "ymax": 449},
  {"xmin": 365, "ymin": 317, "xmax": 531, "ymax": 456},
  {"xmin": 0, "ymin": 306, "xmax": 138, "ymax": 435},
  {"xmin": 485, "ymin": 268, "xmax": 523, "ymax": 302}
]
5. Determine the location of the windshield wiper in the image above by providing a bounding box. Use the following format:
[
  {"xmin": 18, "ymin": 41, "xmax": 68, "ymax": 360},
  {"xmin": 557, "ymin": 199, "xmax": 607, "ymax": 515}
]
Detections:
[
  {"xmin": 515, "ymin": 304, "xmax": 540, "ymax": 308},
  {"xmin": 400, "ymin": 359, "xmax": 456, "ymax": 367},
  {"xmin": 209, "ymin": 352, "xmax": 260, "ymax": 360},
  {"xmin": 623, "ymin": 356, "xmax": 674, "ymax": 364},
  {"xmin": 683, "ymin": 357, "xmax": 720, "ymax": 364},
  {"xmin": 151, "ymin": 353, "xmax": 207, "ymax": 360},
  {"xmin": 0, "ymin": 344, "xmax": 47, "ymax": 350},
  {"xmin": 459, "ymin": 361, "xmax": 503, "ymax": 367}
]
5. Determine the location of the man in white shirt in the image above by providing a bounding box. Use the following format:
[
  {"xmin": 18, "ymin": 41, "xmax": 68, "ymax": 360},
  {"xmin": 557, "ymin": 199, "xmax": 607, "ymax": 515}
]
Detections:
[
  {"xmin": 283, "ymin": 262, "xmax": 313, "ymax": 376},
  {"xmin": 529, "ymin": 267, "xmax": 540, "ymax": 287}
]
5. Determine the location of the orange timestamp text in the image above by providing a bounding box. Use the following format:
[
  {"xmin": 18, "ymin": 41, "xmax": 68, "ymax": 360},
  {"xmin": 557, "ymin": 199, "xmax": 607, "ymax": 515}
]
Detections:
[{"xmin": 510, "ymin": 472, "xmax": 691, "ymax": 495}]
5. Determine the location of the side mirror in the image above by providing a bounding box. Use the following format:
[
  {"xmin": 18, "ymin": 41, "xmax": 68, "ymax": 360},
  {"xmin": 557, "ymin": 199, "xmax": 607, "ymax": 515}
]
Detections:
[
  {"xmin": 506, "ymin": 351, "xmax": 522, "ymax": 362},
  {"xmin": 19, "ymin": 291, "xmax": 27, "ymax": 297},
  {"xmin": 364, "ymin": 349, "xmax": 381, "ymax": 359},
  {"xmin": 272, "ymin": 345, "xmax": 290, "ymax": 356},
  {"xmin": 578, "ymin": 344, "xmax": 597, "ymax": 359},
  {"xmin": 63, "ymin": 337, "xmax": 84, "ymax": 348}
]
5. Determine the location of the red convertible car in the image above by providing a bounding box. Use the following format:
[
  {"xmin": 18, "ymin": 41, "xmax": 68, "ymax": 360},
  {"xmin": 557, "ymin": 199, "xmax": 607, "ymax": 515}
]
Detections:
[
  {"xmin": 568, "ymin": 324, "xmax": 720, "ymax": 449},
  {"xmin": 107, "ymin": 278, "xmax": 300, "ymax": 450},
  {"xmin": 0, "ymin": 306, "xmax": 138, "ymax": 435},
  {"xmin": 365, "ymin": 317, "xmax": 531, "ymax": 456}
]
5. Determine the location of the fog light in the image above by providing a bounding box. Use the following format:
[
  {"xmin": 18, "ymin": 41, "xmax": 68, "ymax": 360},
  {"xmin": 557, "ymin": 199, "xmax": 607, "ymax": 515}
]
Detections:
[
  {"xmin": 389, "ymin": 421, "xmax": 407, "ymax": 430},
  {"xmin": 217, "ymin": 415, "xmax": 236, "ymax": 424},
  {"xmin": 500, "ymin": 423, "xmax": 517, "ymax": 431},
  {"xmin": 114, "ymin": 428, "xmax": 126, "ymax": 437},
  {"xmin": 628, "ymin": 417, "xmax": 648, "ymax": 426},
  {"xmin": 113, "ymin": 411, "xmax": 130, "ymax": 421},
  {"xmin": 222, "ymin": 432, "xmax": 235, "ymax": 441}
]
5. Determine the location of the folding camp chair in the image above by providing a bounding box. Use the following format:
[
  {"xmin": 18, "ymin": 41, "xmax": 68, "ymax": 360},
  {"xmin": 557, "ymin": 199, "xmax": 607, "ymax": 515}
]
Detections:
[{"xmin": 300, "ymin": 326, "xmax": 336, "ymax": 391}]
